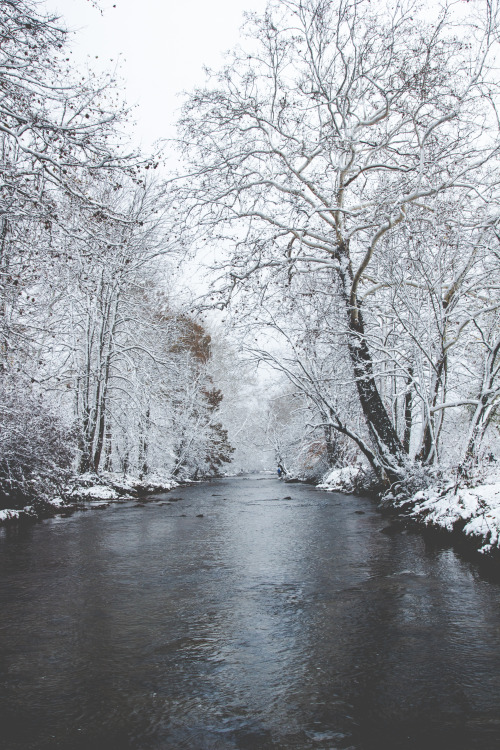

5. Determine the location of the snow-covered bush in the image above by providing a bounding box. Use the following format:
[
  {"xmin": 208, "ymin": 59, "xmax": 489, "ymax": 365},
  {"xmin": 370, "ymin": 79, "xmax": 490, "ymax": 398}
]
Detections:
[{"xmin": 0, "ymin": 376, "xmax": 74, "ymax": 509}]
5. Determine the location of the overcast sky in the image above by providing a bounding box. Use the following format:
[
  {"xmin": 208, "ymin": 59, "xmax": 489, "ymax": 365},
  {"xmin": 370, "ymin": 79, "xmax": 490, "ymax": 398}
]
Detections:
[
  {"xmin": 45, "ymin": 0, "xmax": 268, "ymax": 149},
  {"xmin": 41, "ymin": 0, "xmax": 273, "ymax": 304}
]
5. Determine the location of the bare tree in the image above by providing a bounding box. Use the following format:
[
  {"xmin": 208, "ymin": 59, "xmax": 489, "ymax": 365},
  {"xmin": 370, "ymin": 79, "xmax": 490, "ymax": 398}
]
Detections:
[{"xmin": 177, "ymin": 0, "xmax": 500, "ymax": 482}]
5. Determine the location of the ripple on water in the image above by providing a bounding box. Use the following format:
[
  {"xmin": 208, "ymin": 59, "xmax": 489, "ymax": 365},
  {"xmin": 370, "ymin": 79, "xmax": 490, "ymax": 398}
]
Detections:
[{"xmin": 1, "ymin": 476, "xmax": 500, "ymax": 749}]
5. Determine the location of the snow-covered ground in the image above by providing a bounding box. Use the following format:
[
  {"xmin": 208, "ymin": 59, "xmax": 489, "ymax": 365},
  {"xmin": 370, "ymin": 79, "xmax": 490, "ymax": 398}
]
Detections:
[
  {"xmin": 317, "ymin": 466, "xmax": 365, "ymax": 494},
  {"xmin": 395, "ymin": 479, "xmax": 500, "ymax": 554},
  {"xmin": 0, "ymin": 496, "xmax": 66, "ymax": 524},
  {"xmin": 77, "ymin": 485, "xmax": 120, "ymax": 501},
  {"xmin": 0, "ymin": 508, "xmax": 25, "ymax": 522},
  {"xmin": 0, "ymin": 472, "xmax": 178, "ymax": 525},
  {"xmin": 318, "ymin": 465, "xmax": 500, "ymax": 554},
  {"xmin": 73, "ymin": 471, "xmax": 179, "ymax": 501}
]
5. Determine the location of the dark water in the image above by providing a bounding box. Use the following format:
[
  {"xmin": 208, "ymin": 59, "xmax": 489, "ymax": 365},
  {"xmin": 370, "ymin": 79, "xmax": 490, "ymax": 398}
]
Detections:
[{"xmin": 1, "ymin": 476, "xmax": 500, "ymax": 750}]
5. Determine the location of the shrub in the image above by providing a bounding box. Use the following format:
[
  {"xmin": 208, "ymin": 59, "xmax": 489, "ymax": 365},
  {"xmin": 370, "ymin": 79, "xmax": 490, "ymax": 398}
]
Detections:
[{"xmin": 0, "ymin": 376, "xmax": 74, "ymax": 510}]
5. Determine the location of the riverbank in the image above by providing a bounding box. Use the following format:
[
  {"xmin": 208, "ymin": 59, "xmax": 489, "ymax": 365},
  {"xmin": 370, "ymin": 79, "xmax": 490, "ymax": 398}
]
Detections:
[
  {"xmin": 390, "ymin": 480, "xmax": 500, "ymax": 555},
  {"xmin": 318, "ymin": 466, "xmax": 500, "ymax": 556},
  {"xmin": 0, "ymin": 471, "xmax": 179, "ymax": 525},
  {"xmin": 5, "ymin": 464, "xmax": 500, "ymax": 560}
]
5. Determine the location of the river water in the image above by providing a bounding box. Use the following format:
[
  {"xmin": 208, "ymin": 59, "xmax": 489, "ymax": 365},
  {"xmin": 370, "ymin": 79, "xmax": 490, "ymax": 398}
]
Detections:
[{"xmin": 1, "ymin": 475, "xmax": 500, "ymax": 750}]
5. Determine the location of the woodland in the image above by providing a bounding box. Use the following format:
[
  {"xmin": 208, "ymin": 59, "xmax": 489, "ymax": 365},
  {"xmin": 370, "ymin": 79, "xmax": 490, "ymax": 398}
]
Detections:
[
  {"xmin": 0, "ymin": 0, "xmax": 240, "ymax": 512},
  {"xmin": 1, "ymin": 0, "xmax": 500, "ymax": 538}
]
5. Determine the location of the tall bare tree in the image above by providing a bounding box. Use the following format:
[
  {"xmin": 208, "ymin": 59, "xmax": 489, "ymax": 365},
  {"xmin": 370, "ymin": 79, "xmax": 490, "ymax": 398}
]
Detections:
[{"xmin": 177, "ymin": 0, "xmax": 500, "ymax": 482}]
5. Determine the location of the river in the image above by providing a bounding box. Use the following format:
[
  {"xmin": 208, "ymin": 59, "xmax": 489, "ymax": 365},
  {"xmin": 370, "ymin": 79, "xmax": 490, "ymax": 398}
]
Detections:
[{"xmin": 1, "ymin": 475, "xmax": 500, "ymax": 749}]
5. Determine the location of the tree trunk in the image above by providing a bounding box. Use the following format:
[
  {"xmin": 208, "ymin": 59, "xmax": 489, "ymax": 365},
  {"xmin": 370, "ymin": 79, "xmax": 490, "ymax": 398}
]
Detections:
[
  {"xmin": 92, "ymin": 402, "xmax": 106, "ymax": 474},
  {"xmin": 458, "ymin": 335, "xmax": 500, "ymax": 477},
  {"xmin": 324, "ymin": 423, "xmax": 338, "ymax": 467},
  {"xmin": 458, "ymin": 398, "xmax": 492, "ymax": 479},
  {"xmin": 92, "ymin": 351, "xmax": 112, "ymax": 473},
  {"xmin": 416, "ymin": 356, "xmax": 446, "ymax": 464},
  {"xmin": 78, "ymin": 404, "xmax": 93, "ymax": 474},
  {"xmin": 403, "ymin": 369, "xmax": 413, "ymax": 455},
  {"xmin": 138, "ymin": 407, "xmax": 150, "ymax": 479},
  {"xmin": 104, "ymin": 423, "xmax": 112, "ymax": 472},
  {"xmin": 337, "ymin": 255, "xmax": 407, "ymax": 482},
  {"xmin": 346, "ymin": 308, "xmax": 407, "ymax": 481},
  {"xmin": 122, "ymin": 449, "xmax": 130, "ymax": 477}
]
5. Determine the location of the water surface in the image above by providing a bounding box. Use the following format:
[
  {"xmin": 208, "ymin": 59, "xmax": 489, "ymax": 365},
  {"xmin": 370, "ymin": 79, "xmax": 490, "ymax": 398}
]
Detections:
[{"xmin": 1, "ymin": 475, "xmax": 500, "ymax": 749}]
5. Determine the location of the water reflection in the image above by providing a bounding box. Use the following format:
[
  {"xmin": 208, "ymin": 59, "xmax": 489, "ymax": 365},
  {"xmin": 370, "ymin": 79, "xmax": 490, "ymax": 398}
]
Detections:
[{"xmin": 1, "ymin": 476, "xmax": 500, "ymax": 749}]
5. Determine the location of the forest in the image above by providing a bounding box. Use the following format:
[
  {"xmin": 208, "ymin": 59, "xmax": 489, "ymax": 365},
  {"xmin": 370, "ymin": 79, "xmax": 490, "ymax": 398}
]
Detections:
[
  {"xmin": 1, "ymin": 0, "xmax": 500, "ymax": 548},
  {"xmin": 0, "ymin": 0, "xmax": 241, "ymax": 514}
]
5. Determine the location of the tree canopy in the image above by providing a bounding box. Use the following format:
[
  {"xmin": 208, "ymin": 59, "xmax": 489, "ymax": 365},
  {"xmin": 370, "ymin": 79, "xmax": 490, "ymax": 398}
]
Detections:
[{"xmin": 177, "ymin": 0, "xmax": 500, "ymax": 485}]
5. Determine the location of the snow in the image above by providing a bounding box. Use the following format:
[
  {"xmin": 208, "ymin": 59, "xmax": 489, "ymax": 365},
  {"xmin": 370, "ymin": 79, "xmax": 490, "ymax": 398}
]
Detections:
[
  {"xmin": 0, "ymin": 472, "xmax": 180, "ymax": 525},
  {"xmin": 48, "ymin": 497, "xmax": 66, "ymax": 507},
  {"xmin": 0, "ymin": 509, "xmax": 21, "ymax": 522},
  {"xmin": 122, "ymin": 472, "xmax": 178, "ymax": 494},
  {"xmin": 319, "ymin": 464, "xmax": 500, "ymax": 554},
  {"xmin": 71, "ymin": 472, "xmax": 179, "ymax": 502},
  {"xmin": 317, "ymin": 466, "xmax": 363, "ymax": 493},
  {"xmin": 397, "ymin": 479, "xmax": 500, "ymax": 553},
  {"xmin": 76, "ymin": 485, "xmax": 120, "ymax": 501},
  {"xmin": 0, "ymin": 506, "xmax": 37, "ymax": 523}
]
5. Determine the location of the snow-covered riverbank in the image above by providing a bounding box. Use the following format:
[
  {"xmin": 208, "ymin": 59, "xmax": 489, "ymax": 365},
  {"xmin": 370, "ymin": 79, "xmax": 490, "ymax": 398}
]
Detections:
[
  {"xmin": 392, "ymin": 481, "xmax": 500, "ymax": 554},
  {"xmin": 5, "ymin": 463, "xmax": 500, "ymax": 559},
  {"xmin": 319, "ymin": 466, "xmax": 500, "ymax": 556},
  {"xmin": 0, "ymin": 472, "xmax": 179, "ymax": 525}
]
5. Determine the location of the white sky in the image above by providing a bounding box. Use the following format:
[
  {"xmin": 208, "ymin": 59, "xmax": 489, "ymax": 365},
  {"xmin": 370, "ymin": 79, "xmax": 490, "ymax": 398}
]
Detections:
[{"xmin": 45, "ymin": 0, "xmax": 269, "ymax": 149}]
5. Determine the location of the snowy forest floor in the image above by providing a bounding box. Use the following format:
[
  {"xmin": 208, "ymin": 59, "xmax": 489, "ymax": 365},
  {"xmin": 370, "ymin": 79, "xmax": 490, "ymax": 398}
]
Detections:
[{"xmin": 319, "ymin": 466, "xmax": 500, "ymax": 558}]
